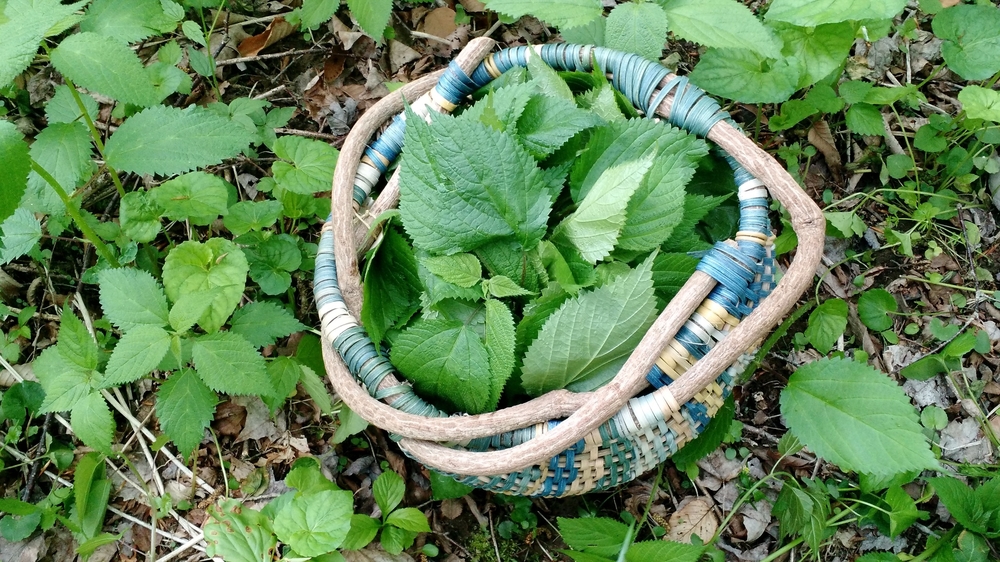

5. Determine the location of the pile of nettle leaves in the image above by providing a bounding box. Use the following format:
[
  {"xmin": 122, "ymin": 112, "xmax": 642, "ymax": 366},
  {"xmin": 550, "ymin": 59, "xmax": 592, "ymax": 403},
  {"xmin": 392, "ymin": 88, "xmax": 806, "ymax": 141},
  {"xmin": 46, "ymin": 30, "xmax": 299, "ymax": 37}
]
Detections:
[{"xmin": 360, "ymin": 58, "xmax": 738, "ymax": 415}]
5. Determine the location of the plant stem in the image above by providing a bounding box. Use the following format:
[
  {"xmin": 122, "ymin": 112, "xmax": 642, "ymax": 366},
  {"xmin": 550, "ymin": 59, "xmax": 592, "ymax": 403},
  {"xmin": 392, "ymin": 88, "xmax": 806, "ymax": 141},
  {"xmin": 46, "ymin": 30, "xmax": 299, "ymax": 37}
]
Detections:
[
  {"xmin": 759, "ymin": 536, "xmax": 804, "ymax": 562},
  {"xmin": 29, "ymin": 159, "xmax": 120, "ymax": 268},
  {"xmin": 64, "ymin": 78, "xmax": 126, "ymax": 198}
]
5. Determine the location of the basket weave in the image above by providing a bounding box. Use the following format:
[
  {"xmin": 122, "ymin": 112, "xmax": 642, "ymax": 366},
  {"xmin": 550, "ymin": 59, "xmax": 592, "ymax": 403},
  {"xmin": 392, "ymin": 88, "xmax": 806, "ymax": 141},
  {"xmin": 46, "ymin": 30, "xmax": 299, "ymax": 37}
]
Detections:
[{"xmin": 315, "ymin": 39, "xmax": 824, "ymax": 497}]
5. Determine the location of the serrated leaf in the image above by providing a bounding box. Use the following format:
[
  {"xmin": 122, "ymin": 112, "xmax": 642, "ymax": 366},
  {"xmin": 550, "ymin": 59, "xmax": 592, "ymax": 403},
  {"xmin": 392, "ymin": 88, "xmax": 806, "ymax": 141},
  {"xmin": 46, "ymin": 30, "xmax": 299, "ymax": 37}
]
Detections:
[
  {"xmin": 659, "ymin": 0, "xmax": 780, "ymax": 58},
  {"xmin": 71, "ymin": 392, "xmax": 115, "ymax": 455},
  {"xmin": 857, "ymin": 289, "xmax": 897, "ymax": 332},
  {"xmin": 0, "ymin": 0, "xmax": 87, "ymax": 89},
  {"xmin": 804, "ymin": 298, "xmax": 847, "ymax": 354},
  {"xmin": 298, "ymin": 0, "xmax": 338, "ymax": 31},
  {"xmin": 391, "ymin": 317, "xmax": 492, "ymax": 414},
  {"xmin": 553, "ymin": 154, "xmax": 654, "ymax": 264},
  {"xmin": 520, "ymin": 255, "xmax": 658, "ymax": 395},
  {"xmin": 266, "ymin": 356, "xmax": 302, "ymax": 402},
  {"xmin": 515, "ymin": 95, "xmax": 602, "ymax": 159},
  {"xmin": 483, "ymin": 299, "xmax": 515, "ymax": 409},
  {"xmin": 625, "ymin": 541, "xmax": 705, "ymax": 562},
  {"xmin": 298, "ymin": 364, "xmax": 334, "ymax": 415},
  {"xmin": 775, "ymin": 21, "xmax": 855, "ymax": 88},
  {"xmin": 105, "ymin": 105, "xmax": 253, "ymax": 176},
  {"xmin": 346, "ymin": 0, "xmax": 391, "ymax": 41},
  {"xmin": 224, "ymin": 200, "xmax": 283, "ymax": 235},
  {"xmin": 119, "ymin": 191, "xmax": 162, "ymax": 243},
  {"xmin": 781, "ymin": 357, "xmax": 938, "ymax": 477},
  {"xmin": 927, "ymin": 477, "xmax": 994, "ymax": 536},
  {"xmin": 26, "ymin": 122, "xmax": 96, "ymax": 208},
  {"xmin": 362, "ymin": 227, "xmax": 422, "ymax": 346},
  {"xmin": 651, "ymin": 252, "xmax": 699, "ymax": 301},
  {"xmin": 102, "ymin": 325, "xmax": 171, "ymax": 386},
  {"xmin": 373, "ymin": 470, "xmax": 405, "ymax": 516},
  {"xmin": 661, "ymin": 193, "xmax": 729, "ymax": 252},
  {"xmin": 229, "ymin": 301, "xmax": 307, "ymax": 348},
  {"xmin": 526, "ymin": 54, "xmax": 575, "ymax": 102},
  {"xmin": 671, "ymin": 395, "xmax": 735, "ymax": 469},
  {"xmin": 34, "ymin": 346, "xmax": 98, "ymax": 413},
  {"xmin": 959, "ymin": 85, "xmax": 1000, "ymax": 123},
  {"xmin": 845, "ymin": 103, "xmax": 885, "ymax": 136},
  {"xmin": 50, "ymin": 31, "xmax": 160, "ymax": 106},
  {"xmin": 689, "ymin": 48, "xmax": 800, "ymax": 104},
  {"xmin": 162, "ymin": 239, "xmax": 248, "ymax": 334},
  {"xmin": 81, "ymin": 0, "xmax": 177, "ymax": 43},
  {"xmin": 0, "ymin": 122, "xmax": 29, "ymax": 223},
  {"xmin": 429, "ymin": 471, "xmax": 473, "ymax": 501},
  {"xmin": 932, "ymin": 4, "xmax": 1000, "ymax": 81},
  {"xmin": 399, "ymin": 112, "xmax": 553, "ymax": 255},
  {"xmin": 156, "ymin": 368, "xmax": 216, "ymax": 459},
  {"xmin": 192, "ymin": 332, "xmax": 274, "ymax": 396},
  {"xmin": 0, "ymin": 208, "xmax": 41, "ymax": 265},
  {"xmin": 271, "ymin": 136, "xmax": 340, "ymax": 194},
  {"xmin": 604, "ymin": 2, "xmax": 668, "ymax": 61},
  {"xmin": 484, "ymin": 275, "xmax": 533, "ymax": 298},
  {"xmin": 98, "ymin": 268, "xmax": 170, "ymax": 330},
  {"xmin": 458, "ymin": 81, "xmax": 535, "ymax": 132},
  {"xmin": 245, "ymin": 233, "xmax": 301, "ymax": 295},
  {"xmin": 481, "ymin": 0, "xmax": 603, "ymax": 29},
  {"xmin": 558, "ymin": 516, "xmax": 629, "ymax": 558},
  {"xmin": 167, "ymin": 289, "xmax": 218, "ymax": 334},
  {"xmin": 151, "ymin": 171, "xmax": 230, "ymax": 222},
  {"xmin": 561, "ymin": 18, "xmax": 605, "ymax": 46},
  {"xmin": 766, "ymin": 0, "xmax": 906, "ymax": 26},
  {"xmin": 420, "ymin": 253, "xmax": 482, "ymax": 288}
]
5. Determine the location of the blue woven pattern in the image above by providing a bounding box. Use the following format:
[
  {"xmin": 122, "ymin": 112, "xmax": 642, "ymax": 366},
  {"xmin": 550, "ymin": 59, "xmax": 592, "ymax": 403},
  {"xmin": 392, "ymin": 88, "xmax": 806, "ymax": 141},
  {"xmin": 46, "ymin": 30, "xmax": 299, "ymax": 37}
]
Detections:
[{"xmin": 315, "ymin": 44, "xmax": 777, "ymax": 497}]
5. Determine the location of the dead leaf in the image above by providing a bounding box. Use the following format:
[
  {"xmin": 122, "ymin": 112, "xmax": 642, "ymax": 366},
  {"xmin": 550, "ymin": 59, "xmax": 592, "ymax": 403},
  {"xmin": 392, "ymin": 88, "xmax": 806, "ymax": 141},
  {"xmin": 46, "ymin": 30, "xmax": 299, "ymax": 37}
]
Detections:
[
  {"xmin": 667, "ymin": 497, "xmax": 719, "ymax": 544},
  {"xmin": 324, "ymin": 55, "xmax": 347, "ymax": 85},
  {"xmin": 329, "ymin": 15, "xmax": 365, "ymax": 50},
  {"xmin": 237, "ymin": 16, "xmax": 296, "ymax": 57},
  {"xmin": 458, "ymin": 0, "xmax": 487, "ymax": 12},
  {"xmin": 234, "ymin": 396, "xmax": 284, "ymax": 443},
  {"xmin": 440, "ymin": 498, "xmax": 463, "ymax": 519},
  {"xmin": 808, "ymin": 119, "xmax": 842, "ymax": 181},
  {"xmin": 389, "ymin": 41, "xmax": 421, "ymax": 74},
  {"xmin": 342, "ymin": 545, "xmax": 416, "ymax": 562},
  {"xmin": 737, "ymin": 500, "xmax": 772, "ymax": 542},
  {"xmin": 213, "ymin": 399, "xmax": 247, "ymax": 437},
  {"xmin": 420, "ymin": 7, "xmax": 458, "ymax": 39},
  {"xmin": 696, "ymin": 449, "xmax": 744, "ymax": 483},
  {"xmin": 0, "ymin": 533, "xmax": 46, "ymax": 562},
  {"xmin": 940, "ymin": 418, "xmax": 993, "ymax": 464},
  {"xmin": 939, "ymin": 0, "xmax": 961, "ymax": 7}
]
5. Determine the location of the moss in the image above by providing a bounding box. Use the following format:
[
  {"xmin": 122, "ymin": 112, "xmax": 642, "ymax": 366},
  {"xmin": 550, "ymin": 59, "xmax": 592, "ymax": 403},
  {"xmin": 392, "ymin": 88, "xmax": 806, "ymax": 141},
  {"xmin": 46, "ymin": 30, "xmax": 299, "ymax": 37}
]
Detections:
[{"xmin": 461, "ymin": 527, "xmax": 541, "ymax": 562}]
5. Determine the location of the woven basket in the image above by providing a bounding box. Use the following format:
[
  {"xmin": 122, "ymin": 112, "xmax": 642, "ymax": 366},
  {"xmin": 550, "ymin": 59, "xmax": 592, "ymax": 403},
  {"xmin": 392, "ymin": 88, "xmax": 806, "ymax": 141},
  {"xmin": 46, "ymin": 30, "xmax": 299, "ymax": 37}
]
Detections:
[{"xmin": 315, "ymin": 39, "xmax": 824, "ymax": 497}]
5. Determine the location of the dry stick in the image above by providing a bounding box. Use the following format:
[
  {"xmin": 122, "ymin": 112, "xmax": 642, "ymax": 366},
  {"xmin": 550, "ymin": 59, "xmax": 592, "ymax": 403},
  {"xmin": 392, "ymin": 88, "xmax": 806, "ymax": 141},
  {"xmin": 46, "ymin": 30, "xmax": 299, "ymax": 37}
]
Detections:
[{"xmin": 214, "ymin": 47, "xmax": 328, "ymax": 66}]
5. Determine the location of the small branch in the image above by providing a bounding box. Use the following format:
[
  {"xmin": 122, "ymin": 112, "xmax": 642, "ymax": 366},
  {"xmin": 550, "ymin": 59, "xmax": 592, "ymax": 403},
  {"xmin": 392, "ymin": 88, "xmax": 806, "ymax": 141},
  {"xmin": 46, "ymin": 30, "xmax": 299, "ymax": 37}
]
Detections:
[
  {"xmin": 214, "ymin": 47, "xmax": 327, "ymax": 67},
  {"xmin": 274, "ymin": 128, "xmax": 341, "ymax": 142}
]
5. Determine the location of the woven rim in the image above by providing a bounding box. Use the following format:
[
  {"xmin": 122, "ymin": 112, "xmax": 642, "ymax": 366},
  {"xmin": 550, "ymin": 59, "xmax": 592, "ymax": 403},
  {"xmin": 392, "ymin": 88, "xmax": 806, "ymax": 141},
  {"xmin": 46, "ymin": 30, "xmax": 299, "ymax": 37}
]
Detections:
[{"xmin": 318, "ymin": 39, "xmax": 825, "ymax": 482}]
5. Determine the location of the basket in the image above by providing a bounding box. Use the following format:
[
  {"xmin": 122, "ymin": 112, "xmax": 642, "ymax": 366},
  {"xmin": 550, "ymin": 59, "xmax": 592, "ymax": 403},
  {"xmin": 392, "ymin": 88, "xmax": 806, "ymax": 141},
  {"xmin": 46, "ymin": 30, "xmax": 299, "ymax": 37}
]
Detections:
[{"xmin": 315, "ymin": 39, "xmax": 824, "ymax": 497}]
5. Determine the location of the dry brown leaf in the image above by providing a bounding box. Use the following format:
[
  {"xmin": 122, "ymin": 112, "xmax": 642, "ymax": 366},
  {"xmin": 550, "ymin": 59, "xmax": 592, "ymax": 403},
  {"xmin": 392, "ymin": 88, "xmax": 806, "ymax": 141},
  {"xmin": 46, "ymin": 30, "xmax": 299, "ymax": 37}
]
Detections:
[
  {"xmin": 440, "ymin": 498, "xmax": 464, "ymax": 519},
  {"xmin": 237, "ymin": 16, "xmax": 296, "ymax": 57},
  {"xmin": 666, "ymin": 497, "xmax": 719, "ymax": 544},
  {"xmin": 390, "ymin": 40, "xmax": 421, "ymax": 74},
  {"xmin": 458, "ymin": 0, "xmax": 487, "ymax": 12},
  {"xmin": 342, "ymin": 546, "xmax": 415, "ymax": 562},
  {"xmin": 213, "ymin": 399, "xmax": 247, "ymax": 437},
  {"xmin": 420, "ymin": 7, "xmax": 458, "ymax": 39},
  {"xmin": 808, "ymin": 119, "xmax": 843, "ymax": 181}
]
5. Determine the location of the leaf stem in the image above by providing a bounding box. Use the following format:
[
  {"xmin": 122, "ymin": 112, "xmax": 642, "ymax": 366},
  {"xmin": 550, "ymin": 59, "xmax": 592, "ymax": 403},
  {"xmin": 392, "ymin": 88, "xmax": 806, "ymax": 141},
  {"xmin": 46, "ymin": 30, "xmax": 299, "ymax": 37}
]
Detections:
[
  {"xmin": 64, "ymin": 78, "xmax": 126, "ymax": 199},
  {"xmin": 29, "ymin": 159, "xmax": 120, "ymax": 268}
]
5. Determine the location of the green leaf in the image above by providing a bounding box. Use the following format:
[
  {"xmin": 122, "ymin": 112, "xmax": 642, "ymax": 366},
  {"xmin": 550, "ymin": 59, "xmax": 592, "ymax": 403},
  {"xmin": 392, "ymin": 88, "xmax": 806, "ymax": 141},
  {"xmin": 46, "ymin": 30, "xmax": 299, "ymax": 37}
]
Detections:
[
  {"xmin": 267, "ymin": 356, "xmax": 302, "ymax": 402},
  {"xmin": 379, "ymin": 525, "xmax": 415, "ymax": 556},
  {"xmin": 0, "ymin": 208, "xmax": 42, "ymax": 265},
  {"xmin": 346, "ymin": 0, "xmax": 391, "ymax": 41},
  {"xmin": 82, "ymin": 0, "xmax": 177, "ymax": 43},
  {"xmin": 933, "ymin": 5, "xmax": 1000, "ymax": 81},
  {"xmin": 391, "ymin": 317, "xmax": 492, "ymax": 414},
  {"xmin": 245, "ymin": 234, "xmax": 301, "ymax": 295},
  {"xmin": 671, "ymin": 396, "xmax": 736, "ymax": 470},
  {"xmin": 804, "ymin": 298, "xmax": 847, "ymax": 354},
  {"xmin": 625, "ymin": 541, "xmax": 705, "ymax": 562},
  {"xmin": 651, "ymin": 252, "xmax": 699, "ymax": 301},
  {"xmin": 420, "ymin": 253, "xmax": 482, "ymax": 288},
  {"xmin": 604, "ymin": 2, "xmax": 668, "ymax": 61},
  {"xmin": 286, "ymin": 457, "xmax": 339, "ymax": 494},
  {"xmin": 662, "ymin": 193, "xmax": 730, "ymax": 252},
  {"xmin": 119, "ymin": 191, "xmax": 162, "ymax": 243},
  {"xmin": 362, "ymin": 227, "xmax": 422, "ymax": 346},
  {"xmin": 151, "ymin": 172, "xmax": 230, "ymax": 222},
  {"xmin": 331, "ymin": 404, "xmax": 369, "ymax": 444},
  {"xmin": 385, "ymin": 508, "xmax": 430, "ymax": 533},
  {"xmin": 429, "ymin": 471, "xmax": 473, "ymax": 501},
  {"xmin": 561, "ymin": 18, "xmax": 605, "ymax": 46},
  {"xmin": 0, "ymin": 511, "xmax": 41, "ymax": 542},
  {"xmin": 71, "ymin": 392, "xmax": 115, "ymax": 455},
  {"xmin": 224, "ymin": 200, "xmax": 283, "ymax": 235},
  {"xmin": 689, "ymin": 48, "xmax": 800, "ymax": 104},
  {"xmin": 776, "ymin": 21, "xmax": 855, "ymax": 88},
  {"xmin": 298, "ymin": 0, "xmax": 338, "ymax": 31},
  {"xmin": 520, "ymin": 255, "xmax": 658, "ymax": 396},
  {"xmin": 98, "ymin": 268, "xmax": 170, "ymax": 330},
  {"xmin": 192, "ymin": 332, "xmax": 274, "ymax": 396},
  {"xmin": 900, "ymin": 355, "xmax": 948, "ymax": 381},
  {"xmin": 204, "ymin": 499, "xmax": 277, "ymax": 562},
  {"xmin": 26, "ymin": 122, "xmax": 95, "ymax": 209},
  {"xmin": 298, "ymin": 364, "xmax": 334, "ymax": 415},
  {"xmin": 883, "ymin": 485, "xmax": 925, "ymax": 537},
  {"xmin": 484, "ymin": 299, "xmax": 515, "ymax": 409},
  {"xmin": 659, "ymin": 0, "xmax": 781, "ymax": 59},
  {"xmin": 230, "ymin": 301, "xmax": 307, "ymax": 348},
  {"xmin": 373, "ymin": 470, "xmax": 406, "ymax": 517},
  {"xmin": 914, "ymin": 124, "xmax": 948, "ymax": 152},
  {"xmin": 481, "ymin": 0, "xmax": 603, "ymax": 29},
  {"xmin": 34, "ymin": 346, "xmax": 97, "ymax": 413},
  {"xmin": 341, "ymin": 514, "xmax": 380, "ymax": 550},
  {"xmin": 781, "ymin": 357, "xmax": 938, "ymax": 477},
  {"xmin": 0, "ymin": 121, "xmax": 29, "ymax": 224},
  {"xmin": 958, "ymin": 85, "xmax": 1000, "ymax": 123},
  {"xmin": 50, "ymin": 32, "xmax": 160, "ymax": 106},
  {"xmin": 928, "ymin": 477, "xmax": 994, "ymax": 536},
  {"xmin": 162, "ymin": 239, "xmax": 248, "ymax": 334},
  {"xmin": 845, "ymin": 103, "xmax": 885, "ymax": 136},
  {"xmin": 105, "ymin": 105, "xmax": 253, "ymax": 176},
  {"xmin": 398, "ymin": 111, "xmax": 552, "ymax": 255},
  {"xmin": 156, "ymin": 368, "xmax": 216, "ymax": 458},
  {"xmin": 766, "ymin": 0, "xmax": 906, "ymax": 26},
  {"xmin": 558, "ymin": 516, "xmax": 629, "ymax": 559},
  {"xmin": 272, "ymin": 136, "xmax": 340, "ymax": 194},
  {"xmin": 103, "ymin": 325, "xmax": 171, "ymax": 386},
  {"xmin": 167, "ymin": 290, "xmax": 217, "ymax": 334},
  {"xmin": 0, "ymin": 0, "xmax": 87, "ymax": 89},
  {"xmin": 553, "ymin": 154, "xmax": 654, "ymax": 264},
  {"xmin": 857, "ymin": 289, "xmax": 897, "ymax": 332},
  {"xmin": 885, "ymin": 153, "xmax": 914, "ymax": 179},
  {"xmin": 483, "ymin": 275, "xmax": 533, "ymax": 298},
  {"xmin": 514, "ymin": 95, "xmax": 602, "ymax": 159}
]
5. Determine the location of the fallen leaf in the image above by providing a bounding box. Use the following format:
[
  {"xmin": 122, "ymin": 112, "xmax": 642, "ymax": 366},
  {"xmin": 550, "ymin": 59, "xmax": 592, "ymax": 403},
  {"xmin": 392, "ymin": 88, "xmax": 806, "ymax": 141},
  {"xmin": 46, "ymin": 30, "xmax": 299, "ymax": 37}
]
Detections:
[
  {"xmin": 737, "ymin": 500, "xmax": 772, "ymax": 542},
  {"xmin": 940, "ymin": 418, "xmax": 992, "ymax": 463},
  {"xmin": 234, "ymin": 396, "xmax": 284, "ymax": 443},
  {"xmin": 213, "ymin": 399, "xmax": 247, "ymax": 437},
  {"xmin": 324, "ymin": 55, "xmax": 347, "ymax": 85},
  {"xmin": 342, "ymin": 545, "xmax": 416, "ymax": 562},
  {"xmin": 237, "ymin": 16, "xmax": 296, "ymax": 57},
  {"xmin": 389, "ymin": 41, "xmax": 421, "ymax": 74},
  {"xmin": 808, "ymin": 119, "xmax": 842, "ymax": 181},
  {"xmin": 420, "ymin": 7, "xmax": 458, "ymax": 39},
  {"xmin": 440, "ymin": 498, "xmax": 463, "ymax": 519},
  {"xmin": 667, "ymin": 497, "xmax": 719, "ymax": 544},
  {"xmin": 458, "ymin": 0, "xmax": 487, "ymax": 12}
]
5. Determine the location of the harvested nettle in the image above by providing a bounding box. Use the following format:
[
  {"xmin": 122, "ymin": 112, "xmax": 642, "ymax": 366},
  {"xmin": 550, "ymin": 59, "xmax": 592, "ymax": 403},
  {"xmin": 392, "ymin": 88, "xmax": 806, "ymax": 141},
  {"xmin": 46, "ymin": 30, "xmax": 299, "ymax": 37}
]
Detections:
[{"xmin": 361, "ymin": 58, "xmax": 737, "ymax": 415}]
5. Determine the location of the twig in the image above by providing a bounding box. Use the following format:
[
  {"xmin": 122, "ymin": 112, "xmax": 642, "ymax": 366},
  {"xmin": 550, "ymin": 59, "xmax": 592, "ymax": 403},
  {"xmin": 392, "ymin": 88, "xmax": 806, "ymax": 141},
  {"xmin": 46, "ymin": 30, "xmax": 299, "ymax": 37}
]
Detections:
[
  {"xmin": 155, "ymin": 535, "xmax": 205, "ymax": 562},
  {"xmin": 214, "ymin": 47, "xmax": 327, "ymax": 67},
  {"xmin": 409, "ymin": 29, "xmax": 453, "ymax": 45},
  {"xmin": 20, "ymin": 412, "xmax": 53, "ymax": 501},
  {"xmin": 252, "ymin": 85, "xmax": 287, "ymax": 100},
  {"xmin": 488, "ymin": 512, "xmax": 502, "ymax": 562},
  {"xmin": 274, "ymin": 128, "xmax": 341, "ymax": 142}
]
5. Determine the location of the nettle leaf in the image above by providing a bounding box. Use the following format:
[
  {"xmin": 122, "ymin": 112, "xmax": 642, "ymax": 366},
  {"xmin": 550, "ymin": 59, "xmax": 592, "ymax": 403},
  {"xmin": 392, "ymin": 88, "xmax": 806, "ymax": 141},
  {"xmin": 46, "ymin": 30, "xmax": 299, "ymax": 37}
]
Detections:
[
  {"xmin": 346, "ymin": 0, "xmax": 391, "ymax": 41},
  {"xmin": 526, "ymin": 55, "xmax": 575, "ymax": 102},
  {"xmin": 156, "ymin": 368, "xmax": 216, "ymax": 459},
  {"xmin": 651, "ymin": 252, "xmax": 698, "ymax": 301},
  {"xmin": 102, "ymin": 325, "xmax": 171, "ymax": 386},
  {"xmin": 605, "ymin": 2, "xmax": 668, "ymax": 61},
  {"xmin": 662, "ymin": 193, "xmax": 730, "ymax": 252},
  {"xmin": 515, "ymin": 96, "xmax": 602, "ymax": 159},
  {"xmin": 119, "ymin": 191, "xmax": 162, "ymax": 243},
  {"xmin": 520, "ymin": 255, "xmax": 658, "ymax": 396},
  {"xmin": 27, "ymin": 122, "xmax": 96, "ymax": 206},
  {"xmin": 558, "ymin": 516, "xmax": 629, "ymax": 558},
  {"xmin": 151, "ymin": 172, "xmax": 230, "ymax": 223},
  {"xmin": 34, "ymin": 345, "xmax": 99, "ymax": 413},
  {"xmin": 561, "ymin": 18, "xmax": 606, "ymax": 46},
  {"xmin": 362, "ymin": 227, "xmax": 422, "ymax": 346},
  {"xmin": 481, "ymin": 0, "xmax": 603, "ymax": 29},
  {"xmin": 230, "ymin": 301, "xmax": 307, "ymax": 348},
  {"xmin": 105, "ymin": 105, "xmax": 253, "ymax": 176},
  {"xmin": 296, "ymin": 0, "xmax": 338, "ymax": 31},
  {"xmin": 272, "ymin": 489, "xmax": 354, "ymax": 556},
  {"xmin": 958, "ymin": 85, "xmax": 1000, "ymax": 123},
  {"xmin": 245, "ymin": 233, "xmax": 302, "ymax": 295},
  {"xmin": 659, "ymin": 0, "xmax": 781, "ymax": 59},
  {"xmin": 781, "ymin": 357, "xmax": 938, "ymax": 477},
  {"xmin": 775, "ymin": 21, "xmax": 855, "ymax": 88},
  {"xmin": 845, "ymin": 103, "xmax": 885, "ymax": 136},
  {"xmin": 71, "ymin": 392, "xmax": 115, "ymax": 456},
  {"xmin": 162, "ymin": 239, "xmax": 249, "ymax": 334},
  {"xmin": 391, "ymin": 317, "xmax": 492, "ymax": 414},
  {"xmin": 804, "ymin": 298, "xmax": 847, "ymax": 354},
  {"xmin": 553, "ymin": 154, "xmax": 654, "ymax": 264},
  {"xmin": 271, "ymin": 136, "xmax": 340, "ymax": 194},
  {"xmin": 689, "ymin": 48, "xmax": 800, "ymax": 104},
  {"xmin": 0, "ymin": 122, "xmax": 29, "ymax": 223},
  {"xmin": 81, "ymin": 0, "xmax": 178, "ymax": 43},
  {"xmin": 299, "ymin": 364, "xmax": 334, "ymax": 415},
  {"xmin": 483, "ymin": 276, "xmax": 533, "ymax": 298},
  {"xmin": 932, "ymin": 4, "xmax": 1000, "ymax": 81},
  {"xmin": 0, "ymin": 0, "xmax": 87, "ymax": 89},
  {"xmin": 0, "ymin": 208, "xmax": 42, "ymax": 265},
  {"xmin": 224, "ymin": 200, "xmax": 283, "ymax": 235},
  {"xmin": 458, "ymin": 81, "xmax": 535, "ymax": 133},
  {"xmin": 420, "ymin": 253, "xmax": 482, "ymax": 288},
  {"xmin": 192, "ymin": 332, "xmax": 274, "ymax": 396},
  {"xmin": 398, "ymin": 111, "xmax": 553, "ymax": 255},
  {"xmin": 857, "ymin": 289, "xmax": 897, "ymax": 332},
  {"xmin": 97, "ymin": 268, "xmax": 169, "ymax": 331},
  {"xmin": 168, "ymin": 289, "xmax": 218, "ymax": 334},
  {"xmin": 765, "ymin": 0, "xmax": 906, "ymax": 26},
  {"xmin": 50, "ymin": 31, "xmax": 160, "ymax": 107},
  {"xmin": 626, "ymin": 541, "xmax": 704, "ymax": 562},
  {"xmin": 484, "ymin": 299, "xmax": 516, "ymax": 409}
]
